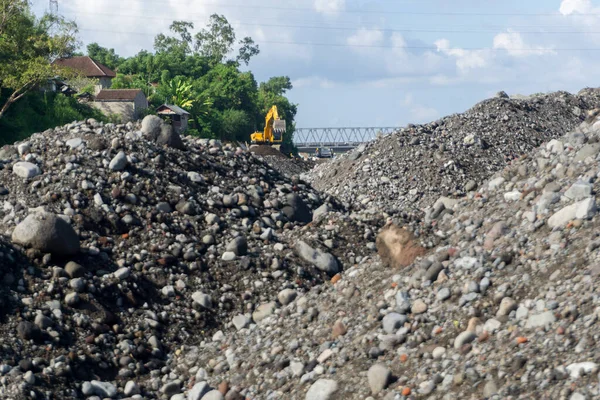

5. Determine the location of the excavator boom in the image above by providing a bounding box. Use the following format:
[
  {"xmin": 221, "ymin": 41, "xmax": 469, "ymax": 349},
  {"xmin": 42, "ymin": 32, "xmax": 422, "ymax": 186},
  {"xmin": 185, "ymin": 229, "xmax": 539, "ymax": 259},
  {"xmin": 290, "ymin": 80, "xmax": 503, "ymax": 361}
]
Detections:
[{"xmin": 250, "ymin": 105, "xmax": 286, "ymax": 145}]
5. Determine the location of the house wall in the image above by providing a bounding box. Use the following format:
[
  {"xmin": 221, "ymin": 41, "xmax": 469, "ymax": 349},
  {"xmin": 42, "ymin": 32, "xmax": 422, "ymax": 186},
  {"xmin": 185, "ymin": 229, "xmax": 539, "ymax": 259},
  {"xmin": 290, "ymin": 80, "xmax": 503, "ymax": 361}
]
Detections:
[
  {"xmin": 133, "ymin": 92, "xmax": 148, "ymax": 118},
  {"xmin": 99, "ymin": 77, "xmax": 112, "ymax": 89},
  {"xmin": 91, "ymin": 101, "xmax": 135, "ymax": 122}
]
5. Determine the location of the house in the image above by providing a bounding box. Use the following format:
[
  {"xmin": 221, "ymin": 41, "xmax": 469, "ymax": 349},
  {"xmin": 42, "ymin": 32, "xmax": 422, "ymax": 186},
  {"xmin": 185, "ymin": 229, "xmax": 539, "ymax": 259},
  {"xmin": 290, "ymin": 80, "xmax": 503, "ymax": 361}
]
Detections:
[
  {"xmin": 156, "ymin": 104, "xmax": 191, "ymax": 134},
  {"xmin": 53, "ymin": 56, "xmax": 116, "ymax": 94},
  {"xmin": 92, "ymin": 89, "xmax": 148, "ymax": 122}
]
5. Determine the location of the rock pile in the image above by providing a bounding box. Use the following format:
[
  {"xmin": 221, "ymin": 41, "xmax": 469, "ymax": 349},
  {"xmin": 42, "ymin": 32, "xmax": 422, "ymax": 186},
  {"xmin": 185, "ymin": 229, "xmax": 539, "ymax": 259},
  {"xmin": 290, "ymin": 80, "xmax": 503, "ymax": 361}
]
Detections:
[
  {"xmin": 310, "ymin": 88, "xmax": 600, "ymax": 215},
  {"xmin": 166, "ymin": 109, "xmax": 600, "ymax": 399},
  {"xmin": 0, "ymin": 117, "xmax": 385, "ymax": 398}
]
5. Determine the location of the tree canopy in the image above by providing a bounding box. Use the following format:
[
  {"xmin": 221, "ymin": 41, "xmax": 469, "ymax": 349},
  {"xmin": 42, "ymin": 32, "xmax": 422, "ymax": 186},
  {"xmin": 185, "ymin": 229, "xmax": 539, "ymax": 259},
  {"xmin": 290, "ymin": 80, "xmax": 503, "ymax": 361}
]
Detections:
[{"xmin": 0, "ymin": 0, "xmax": 79, "ymax": 118}]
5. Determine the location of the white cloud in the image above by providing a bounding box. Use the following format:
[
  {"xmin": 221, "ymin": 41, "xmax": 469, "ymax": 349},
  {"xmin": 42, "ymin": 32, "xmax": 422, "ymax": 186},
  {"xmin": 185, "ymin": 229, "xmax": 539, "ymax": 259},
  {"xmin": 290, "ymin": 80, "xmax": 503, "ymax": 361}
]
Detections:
[
  {"xmin": 559, "ymin": 0, "xmax": 594, "ymax": 15},
  {"xmin": 402, "ymin": 92, "xmax": 439, "ymax": 122},
  {"xmin": 314, "ymin": 0, "xmax": 345, "ymax": 14},
  {"xmin": 493, "ymin": 31, "xmax": 555, "ymax": 57},
  {"xmin": 347, "ymin": 28, "xmax": 384, "ymax": 47},
  {"xmin": 435, "ymin": 39, "xmax": 489, "ymax": 71}
]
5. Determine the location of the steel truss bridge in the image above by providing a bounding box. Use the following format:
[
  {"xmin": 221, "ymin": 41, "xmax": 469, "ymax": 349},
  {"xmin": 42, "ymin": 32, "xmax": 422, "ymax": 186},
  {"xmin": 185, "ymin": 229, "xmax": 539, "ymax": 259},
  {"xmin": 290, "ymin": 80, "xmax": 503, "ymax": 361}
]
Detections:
[{"xmin": 293, "ymin": 127, "xmax": 399, "ymax": 153}]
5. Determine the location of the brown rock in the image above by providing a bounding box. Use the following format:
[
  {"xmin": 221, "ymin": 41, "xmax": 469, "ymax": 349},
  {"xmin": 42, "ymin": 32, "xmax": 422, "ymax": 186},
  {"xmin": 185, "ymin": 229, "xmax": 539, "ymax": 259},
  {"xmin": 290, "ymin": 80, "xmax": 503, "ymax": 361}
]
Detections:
[
  {"xmin": 332, "ymin": 320, "xmax": 347, "ymax": 338},
  {"xmin": 218, "ymin": 381, "xmax": 229, "ymax": 395},
  {"xmin": 376, "ymin": 224, "xmax": 426, "ymax": 268}
]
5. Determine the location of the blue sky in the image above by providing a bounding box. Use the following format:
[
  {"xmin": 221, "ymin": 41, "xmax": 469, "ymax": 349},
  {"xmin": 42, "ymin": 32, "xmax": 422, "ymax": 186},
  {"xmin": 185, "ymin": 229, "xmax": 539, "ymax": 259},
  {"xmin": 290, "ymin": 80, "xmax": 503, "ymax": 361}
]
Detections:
[{"xmin": 32, "ymin": 0, "xmax": 600, "ymax": 128}]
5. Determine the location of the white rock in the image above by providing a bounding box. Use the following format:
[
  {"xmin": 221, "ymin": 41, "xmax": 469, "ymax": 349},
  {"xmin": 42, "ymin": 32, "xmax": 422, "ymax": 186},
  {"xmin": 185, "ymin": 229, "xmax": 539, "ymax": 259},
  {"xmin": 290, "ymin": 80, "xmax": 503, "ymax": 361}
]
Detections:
[
  {"xmin": 124, "ymin": 381, "xmax": 140, "ymax": 396},
  {"xmin": 548, "ymin": 198, "xmax": 596, "ymax": 228},
  {"xmin": 566, "ymin": 362, "xmax": 598, "ymax": 378},
  {"xmin": 546, "ymin": 139, "xmax": 564, "ymax": 154},
  {"xmin": 367, "ymin": 364, "xmax": 391, "ymax": 394},
  {"xmin": 252, "ymin": 302, "xmax": 276, "ymax": 323},
  {"xmin": 488, "ymin": 177, "xmax": 505, "ymax": 190},
  {"xmin": 564, "ymin": 182, "xmax": 593, "ymax": 201},
  {"xmin": 504, "ymin": 191, "xmax": 522, "ymax": 201},
  {"xmin": 17, "ymin": 142, "xmax": 30, "ymax": 155},
  {"xmin": 187, "ymin": 382, "xmax": 210, "ymax": 400},
  {"xmin": 232, "ymin": 315, "xmax": 250, "ymax": 330},
  {"xmin": 202, "ymin": 390, "xmax": 224, "ymax": 400},
  {"xmin": 277, "ymin": 289, "xmax": 297, "ymax": 306},
  {"xmin": 305, "ymin": 379, "xmax": 338, "ymax": 400},
  {"xmin": 191, "ymin": 292, "xmax": 212, "ymax": 309},
  {"xmin": 187, "ymin": 171, "xmax": 205, "ymax": 183},
  {"xmin": 432, "ymin": 347, "xmax": 446, "ymax": 359},
  {"xmin": 12, "ymin": 162, "xmax": 41, "ymax": 179},
  {"xmin": 66, "ymin": 138, "xmax": 83, "ymax": 149},
  {"xmin": 483, "ymin": 319, "xmax": 502, "ymax": 333},
  {"xmin": 525, "ymin": 311, "xmax": 556, "ymax": 328}
]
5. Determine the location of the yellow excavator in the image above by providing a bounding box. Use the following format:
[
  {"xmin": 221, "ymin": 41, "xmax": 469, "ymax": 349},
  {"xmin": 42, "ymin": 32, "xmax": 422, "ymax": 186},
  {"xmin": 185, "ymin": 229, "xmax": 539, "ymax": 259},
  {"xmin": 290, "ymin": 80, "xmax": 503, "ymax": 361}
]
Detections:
[{"xmin": 250, "ymin": 105, "xmax": 286, "ymax": 145}]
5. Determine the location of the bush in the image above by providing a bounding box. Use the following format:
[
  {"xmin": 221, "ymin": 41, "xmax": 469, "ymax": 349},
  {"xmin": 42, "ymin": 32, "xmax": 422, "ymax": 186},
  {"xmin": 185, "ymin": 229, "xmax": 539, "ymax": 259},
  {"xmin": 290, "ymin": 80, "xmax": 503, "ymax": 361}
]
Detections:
[{"xmin": 0, "ymin": 91, "xmax": 107, "ymax": 145}]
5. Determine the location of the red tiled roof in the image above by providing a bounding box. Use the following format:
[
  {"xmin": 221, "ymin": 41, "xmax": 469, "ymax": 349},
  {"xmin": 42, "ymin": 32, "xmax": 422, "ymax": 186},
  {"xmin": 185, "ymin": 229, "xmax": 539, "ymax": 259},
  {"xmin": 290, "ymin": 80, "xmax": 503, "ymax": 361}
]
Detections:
[
  {"xmin": 53, "ymin": 56, "xmax": 116, "ymax": 78},
  {"xmin": 95, "ymin": 89, "xmax": 143, "ymax": 101}
]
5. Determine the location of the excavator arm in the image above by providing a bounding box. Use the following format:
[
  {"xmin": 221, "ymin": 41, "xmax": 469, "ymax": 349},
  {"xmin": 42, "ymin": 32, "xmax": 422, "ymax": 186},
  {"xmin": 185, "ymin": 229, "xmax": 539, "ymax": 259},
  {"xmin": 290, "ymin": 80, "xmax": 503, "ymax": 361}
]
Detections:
[{"xmin": 250, "ymin": 105, "xmax": 286, "ymax": 144}]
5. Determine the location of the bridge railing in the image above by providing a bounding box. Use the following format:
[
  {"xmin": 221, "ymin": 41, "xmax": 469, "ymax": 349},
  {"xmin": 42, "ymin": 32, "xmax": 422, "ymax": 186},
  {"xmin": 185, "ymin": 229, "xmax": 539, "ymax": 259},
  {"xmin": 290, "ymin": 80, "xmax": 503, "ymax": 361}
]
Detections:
[{"xmin": 293, "ymin": 127, "xmax": 399, "ymax": 146}]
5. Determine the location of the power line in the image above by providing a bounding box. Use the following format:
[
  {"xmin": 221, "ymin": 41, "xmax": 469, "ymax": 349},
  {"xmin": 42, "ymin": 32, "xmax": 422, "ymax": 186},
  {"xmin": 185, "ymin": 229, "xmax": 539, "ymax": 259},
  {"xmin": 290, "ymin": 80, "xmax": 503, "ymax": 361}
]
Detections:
[
  {"xmin": 62, "ymin": 0, "xmax": 597, "ymax": 17},
  {"xmin": 61, "ymin": 11, "xmax": 600, "ymax": 35},
  {"xmin": 77, "ymin": 27, "xmax": 600, "ymax": 52}
]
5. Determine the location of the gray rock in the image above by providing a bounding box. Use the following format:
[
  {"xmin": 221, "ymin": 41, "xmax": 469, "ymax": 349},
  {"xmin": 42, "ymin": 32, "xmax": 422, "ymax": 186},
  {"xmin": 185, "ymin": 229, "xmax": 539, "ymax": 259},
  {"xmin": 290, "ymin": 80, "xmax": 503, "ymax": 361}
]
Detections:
[
  {"xmin": 188, "ymin": 381, "xmax": 211, "ymax": 400},
  {"xmin": 161, "ymin": 381, "xmax": 181, "ymax": 396},
  {"xmin": 305, "ymin": 379, "xmax": 338, "ymax": 400},
  {"xmin": 282, "ymin": 193, "xmax": 312, "ymax": 223},
  {"xmin": 313, "ymin": 204, "xmax": 331, "ymax": 221},
  {"xmin": 564, "ymin": 182, "xmax": 593, "ymax": 201},
  {"xmin": 232, "ymin": 315, "xmax": 250, "ymax": 330},
  {"xmin": 192, "ymin": 292, "xmax": 212, "ymax": 309},
  {"xmin": 141, "ymin": 115, "xmax": 164, "ymax": 140},
  {"xmin": 34, "ymin": 314, "xmax": 52, "ymax": 329},
  {"xmin": 277, "ymin": 289, "xmax": 297, "ymax": 306},
  {"xmin": 157, "ymin": 124, "xmax": 186, "ymax": 150},
  {"xmin": 454, "ymin": 331, "xmax": 477, "ymax": 349},
  {"xmin": 574, "ymin": 143, "xmax": 600, "ymax": 162},
  {"xmin": 424, "ymin": 262, "xmax": 444, "ymax": 282},
  {"xmin": 124, "ymin": 381, "xmax": 140, "ymax": 396},
  {"xmin": 11, "ymin": 212, "xmax": 80, "ymax": 256},
  {"xmin": 226, "ymin": 236, "xmax": 248, "ymax": 256},
  {"xmin": 294, "ymin": 241, "xmax": 339, "ymax": 275},
  {"xmin": 65, "ymin": 261, "xmax": 85, "ymax": 278},
  {"xmin": 526, "ymin": 311, "xmax": 556, "ymax": 329},
  {"xmin": 368, "ymin": 364, "xmax": 391, "ymax": 394},
  {"xmin": 252, "ymin": 302, "xmax": 276, "ymax": 323},
  {"xmin": 109, "ymin": 151, "xmax": 127, "ymax": 171},
  {"xmin": 483, "ymin": 380, "xmax": 498, "ymax": 397},
  {"xmin": 114, "ymin": 267, "xmax": 130, "ymax": 280},
  {"xmin": 156, "ymin": 202, "xmax": 172, "ymax": 213},
  {"xmin": 382, "ymin": 312, "xmax": 406, "ymax": 334},
  {"xmin": 437, "ymin": 287, "xmax": 451, "ymax": 301},
  {"xmin": 82, "ymin": 380, "xmax": 117, "ymax": 398},
  {"xmin": 12, "ymin": 162, "xmax": 41, "ymax": 179}
]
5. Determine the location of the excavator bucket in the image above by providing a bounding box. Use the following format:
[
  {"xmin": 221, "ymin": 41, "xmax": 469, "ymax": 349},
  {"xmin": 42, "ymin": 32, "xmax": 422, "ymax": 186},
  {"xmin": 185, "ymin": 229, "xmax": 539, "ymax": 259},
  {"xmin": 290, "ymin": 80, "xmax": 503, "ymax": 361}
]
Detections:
[
  {"xmin": 273, "ymin": 119, "xmax": 286, "ymax": 133},
  {"xmin": 272, "ymin": 119, "xmax": 286, "ymax": 142}
]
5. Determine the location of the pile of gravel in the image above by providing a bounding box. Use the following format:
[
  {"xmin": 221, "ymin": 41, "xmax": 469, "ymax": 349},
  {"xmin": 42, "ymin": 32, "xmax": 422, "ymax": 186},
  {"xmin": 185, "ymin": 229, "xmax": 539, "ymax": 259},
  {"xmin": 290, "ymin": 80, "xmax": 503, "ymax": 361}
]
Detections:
[
  {"xmin": 0, "ymin": 117, "xmax": 387, "ymax": 399},
  {"xmin": 166, "ymin": 111, "xmax": 600, "ymax": 399},
  {"xmin": 250, "ymin": 145, "xmax": 316, "ymax": 178},
  {"xmin": 310, "ymin": 88, "xmax": 600, "ymax": 215}
]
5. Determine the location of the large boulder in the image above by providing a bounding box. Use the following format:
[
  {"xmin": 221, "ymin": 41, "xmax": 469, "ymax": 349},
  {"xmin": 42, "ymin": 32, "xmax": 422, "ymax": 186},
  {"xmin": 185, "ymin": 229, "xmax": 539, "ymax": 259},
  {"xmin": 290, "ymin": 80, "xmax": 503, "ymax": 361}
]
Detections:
[
  {"xmin": 376, "ymin": 224, "xmax": 426, "ymax": 268},
  {"xmin": 141, "ymin": 115, "xmax": 164, "ymax": 141},
  {"xmin": 11, "ymin": 212, "xmax": 80, "ymax": 256},
  {"xmin": 282, "ymin": 193, "xmax": 312, "ymax": 223},
  {"xmin": 156, "ymin": 125, "xmax": 186, "ymax": 150}
]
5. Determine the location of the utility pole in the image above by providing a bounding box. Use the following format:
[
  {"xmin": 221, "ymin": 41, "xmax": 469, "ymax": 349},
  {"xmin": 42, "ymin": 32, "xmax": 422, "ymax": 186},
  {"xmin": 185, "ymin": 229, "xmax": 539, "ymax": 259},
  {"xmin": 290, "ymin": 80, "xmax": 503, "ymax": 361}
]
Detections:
[{"xmin": 49, "ymin": 0, "xmax": 58, "ymax": 15}]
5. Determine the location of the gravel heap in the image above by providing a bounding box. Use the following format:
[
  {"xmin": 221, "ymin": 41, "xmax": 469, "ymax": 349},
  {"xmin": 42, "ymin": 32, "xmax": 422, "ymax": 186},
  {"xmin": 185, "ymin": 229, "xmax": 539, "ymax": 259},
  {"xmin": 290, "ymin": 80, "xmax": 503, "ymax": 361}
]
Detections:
[
  {"xmin": 0, "ymin": 117, "xmax": 389, "ymax": 399},
  {"xmin": 310, "ymin": 88, "xmax": 600, "ymax": 215},
  {"xmin": 250, "ymin": 145, "xmax": 315, "ymax": 178},
  {"xmin": 163, "ymin": 112, "xmax": 600, "ymax": 399}
]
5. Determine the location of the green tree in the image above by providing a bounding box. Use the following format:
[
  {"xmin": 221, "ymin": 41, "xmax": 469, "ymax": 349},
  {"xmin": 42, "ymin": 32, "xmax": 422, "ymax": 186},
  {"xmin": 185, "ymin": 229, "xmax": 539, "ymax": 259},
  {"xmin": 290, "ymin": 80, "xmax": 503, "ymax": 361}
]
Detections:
[
  {"xmin": 86, "ymin": 42, "xmax": 123, "ymax": 70},
  {"xmin": 0, "ymin": 0, "xmax": 79, "ymax": 119}
]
